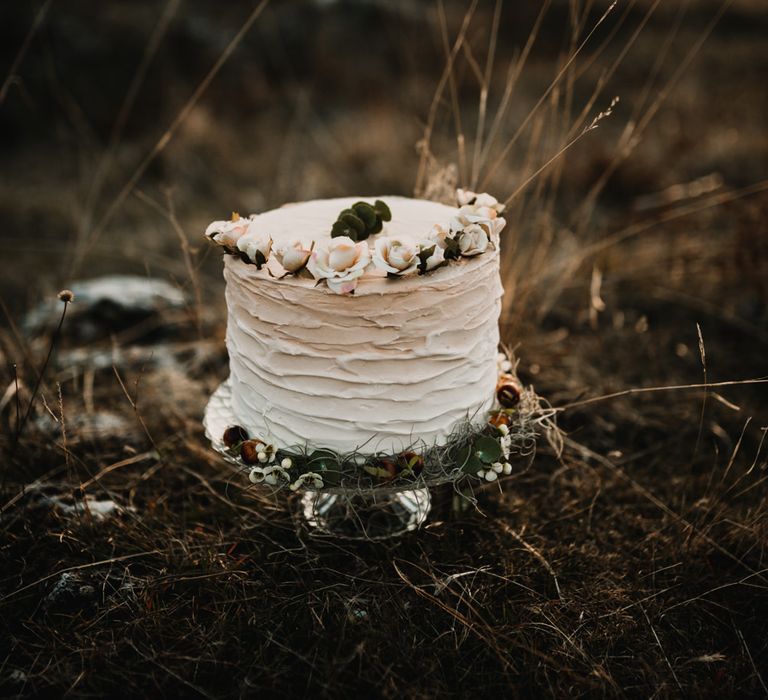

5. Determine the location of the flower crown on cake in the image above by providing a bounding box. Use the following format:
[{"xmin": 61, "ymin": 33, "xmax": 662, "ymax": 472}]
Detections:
[{"xmin": 204, "ymin": 190, "xmax": 507, "ymax": 294}]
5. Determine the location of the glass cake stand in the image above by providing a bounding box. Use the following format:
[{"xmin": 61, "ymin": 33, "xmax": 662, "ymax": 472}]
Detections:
[{"xmin": 203, "ymin": 379, "xmax": 437, "ymax": 539}]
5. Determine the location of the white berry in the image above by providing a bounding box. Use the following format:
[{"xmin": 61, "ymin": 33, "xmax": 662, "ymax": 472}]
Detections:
[
  {"xmin": 257, "ymin": 451, "xmax": 268, "ymax": 463},
  {"xmin": 503, "ymin": 462, "xmax": 513, "ymax": 475},
  {"xmin": 485, "ymin": 470, "xmax": 498, "ymax": 482},
  {"xmin": 281, "ymin": 458, "xmax": 292, "ymax": 469}
]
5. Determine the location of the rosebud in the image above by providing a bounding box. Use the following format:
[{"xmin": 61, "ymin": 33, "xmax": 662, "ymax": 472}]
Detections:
[
  {"xmin": 223, "ymin": 425, "xmax": 249, "ymax": 447},
  {"xmin": 496, "ymin": 374, "xmax": 522, "ymax": 408},
  {"xmin": 241, "ymin": 439, "xmax": 266, "ymax": 464}
]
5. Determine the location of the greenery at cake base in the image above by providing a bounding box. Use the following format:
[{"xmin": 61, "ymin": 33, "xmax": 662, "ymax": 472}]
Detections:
[{"xmin": 221, "ymin": 380, "xmax": 559, "ymax": 496}]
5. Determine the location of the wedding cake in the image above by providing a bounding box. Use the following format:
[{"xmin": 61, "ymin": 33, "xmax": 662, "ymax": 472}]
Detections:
[{"xmin": 205, "ymin": 191, "xmax": 507, "ymax": 456}]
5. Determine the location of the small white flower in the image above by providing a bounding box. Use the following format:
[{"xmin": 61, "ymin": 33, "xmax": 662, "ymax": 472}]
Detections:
[
  {"xmin": 307, "ymin": 236, "xmax": 371, "ymax": 294},
  {"xmin": 257, "ymin": 451, "xmax": 268, "ymax": 463},
  {"xmin": 274, "ymin": 239, "xmax": 312, "ymax": 273},
  {"xmin": 205, "ymin": 214, "xmax": 251, "ymax": 247},
  {"xmin": 281, "ymin": 457, "xmax": 293, "ymax": 469},
  {"xmin": 458, "ymin": 224, "xmax": 489, "ymax": 257},
  {"xmin": 501, "ymin": 434, "xmax": 512, "ymax": 459},
  {"xmin": 237, "ymin": 227, "xmax": 272, "ymax": 268},
  {"xmin": 484, "ymin": 470, "xmax": 498, "ymax": 482},
  {"xmin": 248, "ymin": 467, "xmax": 264, "ymax": 484},
  {"xmin": 372, "ymin": 236, "xmax": 419, "ymax": 276},
  {"xmin": 502, "ymin": 462, "xmax": 513, "ymax": 475},
  {"xmin": 263, "ymin": 469, "xmax": 279, "ymax": 486}
]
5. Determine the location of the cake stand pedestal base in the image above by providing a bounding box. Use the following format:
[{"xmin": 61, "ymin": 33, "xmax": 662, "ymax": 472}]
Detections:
[{"xmin": 300, "ymin": 487, "xmax": 431, "ymax": 540}]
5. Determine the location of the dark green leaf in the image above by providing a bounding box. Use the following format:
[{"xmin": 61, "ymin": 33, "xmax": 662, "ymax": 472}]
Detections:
[
  {"xmin": 339, "ymin": 212, "xmax": 365, "ymax": 235},
  {"xmin": 352, "ymin": 202, "xmax": 377, "ymax": 229},
  {"xmin": 474, "ymin": 436, "xmax": 502, "ymax": 463},
  {"xmin": 374, "ymin": 199, "xmax": 392, "ymax": 221},
  {"xmin": 369, "ymin": 216, "xmax": 383, "ymax": 234},
  {"xmin": 456, "ymin": 444, "xmax": 484, "ymax": 475}
]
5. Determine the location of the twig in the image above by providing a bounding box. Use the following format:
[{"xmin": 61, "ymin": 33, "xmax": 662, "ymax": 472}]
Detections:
[
  {"xmin": 70, "ymin": 0, "xmax": 271, "ymax": 274},
  {"xmin": 11, "ymin": 292, "xmax": 72, "ymax": 459},
  {"xmin": 555, "ymin": 378, "xmax": 768, "ymax": 412}
]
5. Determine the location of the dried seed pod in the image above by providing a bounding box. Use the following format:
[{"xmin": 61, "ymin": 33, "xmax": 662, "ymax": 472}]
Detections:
[
  {"xmin": 488, "ymin": 412, "xmax": 511, "ymax": 429},
  {"xmin": 223, "ymin": 425, "xmax": 249, "ymax": 447},
  {"xmin": 399, "ymin": 451, "xmax": 424, "ymax": 475},
  {"xmin": 241, "ymin": 439, "xmax": 266, "ymax": 464},
  {"xmin": 496, "ymin": 374, "xmax": 522, "ymax": 408}
]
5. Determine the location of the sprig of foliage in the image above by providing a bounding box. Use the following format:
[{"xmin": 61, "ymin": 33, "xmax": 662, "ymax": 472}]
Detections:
[{"xmin": 331, "ymin": 200, "xmax": 392, "ymax": 241}]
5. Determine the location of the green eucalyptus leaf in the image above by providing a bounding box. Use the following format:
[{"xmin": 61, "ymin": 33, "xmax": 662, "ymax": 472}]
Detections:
[
  {"xmin": 369, "ymin": 216, "xmax": 383, "ymax": 234},
  {"xmin": 474, "ymin": 436, "xmax": 502, "ymax": 464},
  {"xmin": 254, "ymin": 250, "xmax": 267, "ymax": 269},
  {"xmin": 374, "ymin": 200, "xmax": 392, "ymax": 221},
  {"xmin": 352, "ymin": 202, "xmax": 377, "ymax": 229},
  {"xmin": 339, "ymin": 212, "xmax": 365, "ymax": 235},
  {"xmin": 331, "ymin": 221, "xmax": 357, "ymax": 240},
  {"xmin": 456, "ymin": 444, "xmax": 484, "ymax": 475}
]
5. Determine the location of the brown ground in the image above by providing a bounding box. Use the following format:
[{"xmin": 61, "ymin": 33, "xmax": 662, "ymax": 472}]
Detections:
[{"xmin": 1, "ymin": 1, "xmax": 767, "ymax": 697}]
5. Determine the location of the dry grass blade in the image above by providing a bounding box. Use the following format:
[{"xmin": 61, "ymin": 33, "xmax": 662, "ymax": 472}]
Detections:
[{"xmin": 70, "ymin": 0, "xmax": 271, "ymax": 275}]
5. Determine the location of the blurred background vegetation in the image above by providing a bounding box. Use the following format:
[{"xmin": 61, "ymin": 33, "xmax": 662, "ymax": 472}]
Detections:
[{"xmin": 1, "ymin": 1, "xmax": 767, "ymax": 697}]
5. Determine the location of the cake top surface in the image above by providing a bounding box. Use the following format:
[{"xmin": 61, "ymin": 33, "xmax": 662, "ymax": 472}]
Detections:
[
  {"xmin": 254, "ymin": 196, "xmax": 456, "ymax": 246},
  {"xmin": 205, "ymin": 191, "xmax": 507, "ymax": 295}
]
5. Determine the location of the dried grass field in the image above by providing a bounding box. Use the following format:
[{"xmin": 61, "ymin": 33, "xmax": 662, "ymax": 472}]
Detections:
[{"xmin": 1, "ymin": 1, "xmax": 768, "ymax": 697}]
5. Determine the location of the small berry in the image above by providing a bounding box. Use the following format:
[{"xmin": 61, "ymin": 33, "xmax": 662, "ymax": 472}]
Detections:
[
  {"xmin": 257, "ymin": 451, "xmax": 268, "ymax": 463},
  {"xmin": 485, "ymin": 470, "xmax": 498, "ymax": 482},
  {"xmin": 281, "ymin": 457, "xmax": 292, "ymax": 469},
  {"xmin": 241, "ymin": 439, "xmax": 266, "ymax": 464},
  {"xmin": 502, "ymin": 462, "xmax": 513, "ymax": 475},
  {"xmin": 496, "ymin": 374, "xmax": 522, "ymax": 408},
  {"xmin": 223, "ymin": 425, "xmax": 249, "ymax": 447}
]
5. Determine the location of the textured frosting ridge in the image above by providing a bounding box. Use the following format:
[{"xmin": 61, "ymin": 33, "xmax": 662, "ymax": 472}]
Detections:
[{"xmin": 224, "ymin": 196, "xmax": 504, "ymax": 454}]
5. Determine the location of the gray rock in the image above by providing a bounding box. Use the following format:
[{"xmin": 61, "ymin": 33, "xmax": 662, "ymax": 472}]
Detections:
[{"xmin": 25, "ymin": 275, "xmax": 186, "ymax": 342}]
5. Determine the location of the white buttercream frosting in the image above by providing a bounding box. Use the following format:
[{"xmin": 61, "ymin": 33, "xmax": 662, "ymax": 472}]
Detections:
[{"xmin": 223, "ymin": 196, "xmax": 504, "ymax": 454}]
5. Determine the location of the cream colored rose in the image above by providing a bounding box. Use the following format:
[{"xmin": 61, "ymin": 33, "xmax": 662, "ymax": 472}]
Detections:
[
  {"xmin": 456, "ymin": 189, "xmax": 506, "ymax": 216},
  {"xmin": 274, "ymin": 239, "xmax": 312, "ymax": 273},
  {"xmin": 458, "ymin": 223, "xmax": 489, "ymax": 256},
  {"xmin": 450, "ymin": 208, "xmax": 506, "ymax": 239},
  {"xmin": 372, "ymin": 236, "xmax": 419, "ymax": 276},
  {"xmin": 428, "ymin": 224, "xmax": 451, "ymax": 250},
  {"xmin": 416, "ymin": 240, "xmax": 445, "ymax": 272},
  {"xmin": 307, "ymin": 236, "xmax": 371, "ymax": 294},
  {"xmin": 236, "ymin": 227, "xmax": 272, "ymax": 268},
  {"xmin": 205, "ymin": 214, "xmax": 251, "ymax": 247}
]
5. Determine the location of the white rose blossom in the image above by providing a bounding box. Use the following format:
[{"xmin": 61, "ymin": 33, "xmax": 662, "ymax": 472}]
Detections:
[
  {"xmin": 428, "ymin": 224, "xmax": 451, "ymax": 250},
  {"xmin": 205, "ymin": 214, "xmax": 251, "ymax": 247},
  {"xmin": 456, "ymin": 189, "xmax": 506, "ymax": 216},
  {"xmin": 458, "ymin": 223, "xmax": 490, "ymax": 257},
  {"xmin": 274, "ymin": 239, "xmax": 312, "ymax": 273},
  {"xmin": 416, "ymin": 240, "xmax": 445, "ymax": 273},
  {"xmin": 372, "ymin": 236, "xmax": 419, "ymax": 276},
  {"xmin": 307, "ymin": 236, "xmax": 371, "ymax": 294},
  {"xmin": 236, "ymin": 225, "xmax": 272, "ymax": 269}
]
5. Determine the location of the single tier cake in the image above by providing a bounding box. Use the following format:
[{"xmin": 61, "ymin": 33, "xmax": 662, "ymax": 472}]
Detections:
[{"xmin": 206, "ymin": 192, "xmax": 506, "ymax": 454}]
